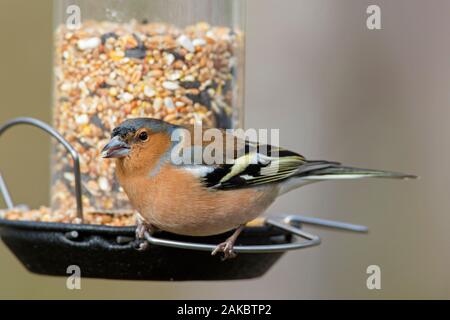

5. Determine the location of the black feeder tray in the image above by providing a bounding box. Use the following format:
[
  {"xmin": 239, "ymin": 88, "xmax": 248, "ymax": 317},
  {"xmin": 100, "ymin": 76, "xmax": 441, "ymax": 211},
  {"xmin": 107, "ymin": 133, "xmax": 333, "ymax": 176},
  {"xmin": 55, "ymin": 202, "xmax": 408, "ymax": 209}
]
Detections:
[{"xmin": 0, "ymin": 118, "xmax": 368, "ymax": 281}]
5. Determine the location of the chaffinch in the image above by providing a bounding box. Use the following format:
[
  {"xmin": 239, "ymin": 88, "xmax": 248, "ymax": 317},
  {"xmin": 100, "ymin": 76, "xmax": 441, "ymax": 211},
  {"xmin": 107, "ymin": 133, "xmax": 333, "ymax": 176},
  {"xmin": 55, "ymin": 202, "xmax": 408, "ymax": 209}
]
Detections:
[{"xmin": 102, "ymin": 118, "xmax": 416, "ymax": 259}]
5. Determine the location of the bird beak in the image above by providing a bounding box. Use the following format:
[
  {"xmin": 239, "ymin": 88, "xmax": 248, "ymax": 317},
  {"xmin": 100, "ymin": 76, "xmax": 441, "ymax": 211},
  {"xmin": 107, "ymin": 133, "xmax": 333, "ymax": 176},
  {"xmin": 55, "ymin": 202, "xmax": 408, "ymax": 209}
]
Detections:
[{"xmin": 102, "ymin": 136, "xmax": 130, "ymax": 158}]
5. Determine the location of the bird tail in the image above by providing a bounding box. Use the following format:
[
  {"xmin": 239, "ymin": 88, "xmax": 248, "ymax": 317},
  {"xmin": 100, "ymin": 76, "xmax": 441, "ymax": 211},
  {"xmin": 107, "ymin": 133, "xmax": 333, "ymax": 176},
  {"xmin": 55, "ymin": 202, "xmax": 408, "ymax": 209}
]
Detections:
[{"xmin": 299, "ymin": 162, "xmax": 418, "ymax": 180}]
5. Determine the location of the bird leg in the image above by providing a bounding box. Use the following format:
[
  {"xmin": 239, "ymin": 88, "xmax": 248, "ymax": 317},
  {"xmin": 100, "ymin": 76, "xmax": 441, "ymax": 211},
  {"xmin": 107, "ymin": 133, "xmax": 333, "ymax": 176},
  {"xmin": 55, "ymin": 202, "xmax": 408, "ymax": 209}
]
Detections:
[
  {"xmin": 135, "ymin": 213, "xmax": 157, "ymax": 251},
  {"xmin": 212, "ymin": 225, "xmax": 245, "ymax": 260}
]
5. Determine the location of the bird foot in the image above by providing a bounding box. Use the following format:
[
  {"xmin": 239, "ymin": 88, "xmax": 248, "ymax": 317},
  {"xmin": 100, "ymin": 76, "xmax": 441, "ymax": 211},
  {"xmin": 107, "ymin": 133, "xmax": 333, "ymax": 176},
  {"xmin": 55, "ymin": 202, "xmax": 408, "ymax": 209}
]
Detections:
[
  {"xmin": 134, "ymin": 217, "xmax": 156, "ymax": 251},
  {"xmin": 212, "ymin": 239, "xmax": 237, "ymax": 260},
  {"xmin": 211, "ymin": 225, "xmax": 245, "ymax": 260}
]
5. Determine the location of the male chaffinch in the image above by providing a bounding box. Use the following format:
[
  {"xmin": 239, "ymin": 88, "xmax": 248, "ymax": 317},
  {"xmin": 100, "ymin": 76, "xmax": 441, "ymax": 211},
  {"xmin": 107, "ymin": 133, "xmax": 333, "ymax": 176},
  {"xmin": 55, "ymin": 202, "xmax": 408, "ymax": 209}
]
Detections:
[{"xmin": 102, "ymin": 118, "xmax": 416, "ymax": 259}]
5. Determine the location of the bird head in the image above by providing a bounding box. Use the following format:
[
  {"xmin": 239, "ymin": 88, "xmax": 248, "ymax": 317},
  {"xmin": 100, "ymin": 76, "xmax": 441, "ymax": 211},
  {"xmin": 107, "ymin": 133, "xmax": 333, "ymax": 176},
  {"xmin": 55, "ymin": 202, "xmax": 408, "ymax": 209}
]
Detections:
[{"xmin": 102, "ymin": 118, "xmax": 178, "ymax": 169}]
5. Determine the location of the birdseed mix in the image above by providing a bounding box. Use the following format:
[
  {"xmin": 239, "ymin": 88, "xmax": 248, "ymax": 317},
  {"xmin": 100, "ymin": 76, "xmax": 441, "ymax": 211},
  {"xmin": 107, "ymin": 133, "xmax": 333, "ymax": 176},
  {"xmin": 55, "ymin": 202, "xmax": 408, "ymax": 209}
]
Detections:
[
  {"xmin": 0, "ymin": 207, "xmax": 264, "ymax": 228},
  {"xmin": 1, "ymin": 206, "xmax": 135, "ymax": 226},
  {"xmin": 48, "ymin": 20, "xmax": 244, "ymax": 221}
]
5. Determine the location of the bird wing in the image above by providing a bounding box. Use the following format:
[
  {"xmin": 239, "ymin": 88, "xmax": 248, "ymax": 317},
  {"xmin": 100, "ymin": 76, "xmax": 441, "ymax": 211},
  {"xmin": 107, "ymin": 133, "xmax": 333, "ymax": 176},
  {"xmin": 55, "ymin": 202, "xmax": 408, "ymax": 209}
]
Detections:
[
  {"xmin": 204, "ymin": 146, "xmax": 306, "ymax": 189},
  {"xmin": 171, "ymin": 126, "xmax": 337, "ymax": 190}
]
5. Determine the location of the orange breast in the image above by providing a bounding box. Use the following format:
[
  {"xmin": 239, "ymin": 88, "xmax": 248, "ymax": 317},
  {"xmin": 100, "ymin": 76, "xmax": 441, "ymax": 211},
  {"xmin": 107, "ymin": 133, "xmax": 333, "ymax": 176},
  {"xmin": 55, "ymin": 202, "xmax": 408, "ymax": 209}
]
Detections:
[{"xmin": 118, "ymin": 163, "xmax": 278, "ymax": 236}]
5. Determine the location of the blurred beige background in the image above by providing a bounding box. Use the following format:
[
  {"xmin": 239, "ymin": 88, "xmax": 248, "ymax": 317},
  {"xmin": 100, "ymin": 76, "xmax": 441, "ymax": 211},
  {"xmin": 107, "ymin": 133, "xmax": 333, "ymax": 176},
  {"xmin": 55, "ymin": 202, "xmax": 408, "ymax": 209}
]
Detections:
[{"xmin": 0, "ymin": 0, "xmax": 449, "ymax": 299}]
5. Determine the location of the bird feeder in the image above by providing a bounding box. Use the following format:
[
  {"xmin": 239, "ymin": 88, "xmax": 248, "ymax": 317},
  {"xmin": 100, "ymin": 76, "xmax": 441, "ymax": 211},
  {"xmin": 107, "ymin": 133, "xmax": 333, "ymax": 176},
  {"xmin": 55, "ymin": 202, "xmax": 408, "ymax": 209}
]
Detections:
[
  {"xmin": 0, "ymin": 0, "xmax": 368, "ymax": 281},
  {"xmin": 0, "ymin": 118, "xmax": 367, "ymax": 280}
]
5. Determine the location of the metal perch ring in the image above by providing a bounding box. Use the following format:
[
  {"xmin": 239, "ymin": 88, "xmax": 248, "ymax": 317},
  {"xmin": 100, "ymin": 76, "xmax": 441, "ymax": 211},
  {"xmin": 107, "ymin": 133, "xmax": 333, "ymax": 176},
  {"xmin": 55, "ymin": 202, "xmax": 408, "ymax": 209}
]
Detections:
[{"xmin": 0, "ymin": 117, "xmax": 84, "ymax": 220}]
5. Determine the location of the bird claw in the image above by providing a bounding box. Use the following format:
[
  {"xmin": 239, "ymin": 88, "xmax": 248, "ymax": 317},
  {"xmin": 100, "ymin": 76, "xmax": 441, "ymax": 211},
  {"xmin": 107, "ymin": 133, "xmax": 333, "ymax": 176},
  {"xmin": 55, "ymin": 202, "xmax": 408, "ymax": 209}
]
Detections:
[
  {"xmin": 212, "ymin": 240, "xmax": 237, "ymax": 260},
  {"xmin": 135, "ymin": 223, "xmax": 148, "ymax": 240},
  {"xmin": 134, "ymin": 218, "xmax": 155, "ymax": 251},
  {"xmin": 136, "ymin": 240, "xmax": 149, "ymax": 251}
]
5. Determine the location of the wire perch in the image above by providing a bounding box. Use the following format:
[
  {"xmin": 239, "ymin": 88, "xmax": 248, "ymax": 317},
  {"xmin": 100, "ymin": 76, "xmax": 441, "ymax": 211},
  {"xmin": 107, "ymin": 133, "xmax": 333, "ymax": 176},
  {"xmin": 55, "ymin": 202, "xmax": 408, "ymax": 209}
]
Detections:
[{"xmin": 0, "ymin": 117, "xmax": 84, "ymax": 221}]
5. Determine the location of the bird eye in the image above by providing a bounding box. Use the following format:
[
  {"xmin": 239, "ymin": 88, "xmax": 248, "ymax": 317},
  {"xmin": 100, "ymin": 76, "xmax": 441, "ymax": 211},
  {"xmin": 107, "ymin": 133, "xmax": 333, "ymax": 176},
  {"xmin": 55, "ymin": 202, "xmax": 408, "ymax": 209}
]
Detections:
[{"xmin": 138, "ymin": 131, "xmax": 148, "ymax": 141}]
